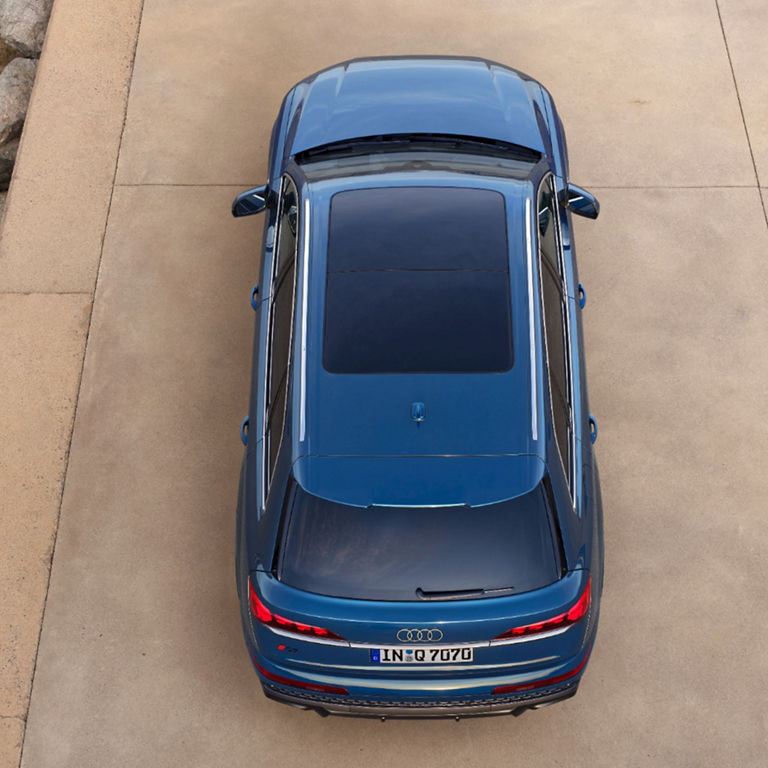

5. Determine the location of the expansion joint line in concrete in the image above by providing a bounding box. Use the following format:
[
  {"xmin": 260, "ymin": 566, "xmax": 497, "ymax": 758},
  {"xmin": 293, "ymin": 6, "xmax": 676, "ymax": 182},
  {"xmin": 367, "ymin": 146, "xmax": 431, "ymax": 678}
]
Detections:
[
  {"xmin": 714, "ymin": 0, "xmax": 768, "ymax": 228},
  {"xmin": 0, "ymin": 292, "xmax": 91, "ymax": 296},
  {"xmin": 589, "ymin": 184, "xmax": 761, "ymax": 189},
  {"xmin": 17, "ymin": 2, "xmax": 148, "ymax": 767},
  {"xmin": 115, "ymin": 182, "xmax": 257, "ymax": 188},
  {"xmin": 114, "ymin": 183, "xmax": 764, "ymax": 191}
]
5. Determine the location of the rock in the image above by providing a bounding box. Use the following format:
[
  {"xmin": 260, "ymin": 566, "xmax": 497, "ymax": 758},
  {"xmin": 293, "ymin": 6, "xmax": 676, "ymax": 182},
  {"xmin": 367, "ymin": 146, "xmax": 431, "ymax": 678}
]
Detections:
[
  {"xmin": 0, "ymin": 57, "xmax": 36, "ymax": 145},
  {"xmin": 0, "ymin": 0, "xmax": 54, "ymax": 58},
  {"xmin": 0, "ymin": 37, "xmax": 16, "ymax": 69},
  {"xmin": 0, "ymin": 137, "xmax": 20, "ymax": 189},
  {"xmin": 0, "ymin": 191, "xmax": 7, "ymax": 221}
]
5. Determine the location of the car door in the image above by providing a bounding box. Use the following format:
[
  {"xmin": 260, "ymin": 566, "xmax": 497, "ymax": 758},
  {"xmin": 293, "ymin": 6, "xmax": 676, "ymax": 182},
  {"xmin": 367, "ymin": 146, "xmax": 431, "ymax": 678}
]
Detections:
[
  {"xmin": 263, "ymin": 176, "xmax": 299, "ymax": 502},
  {"xmin": 537, "ymin": 174, "xmax": 582, "ymax": 510},
  {"xmin": 241, "ymin": 175, "xmax": 300, "ymax": 577}
]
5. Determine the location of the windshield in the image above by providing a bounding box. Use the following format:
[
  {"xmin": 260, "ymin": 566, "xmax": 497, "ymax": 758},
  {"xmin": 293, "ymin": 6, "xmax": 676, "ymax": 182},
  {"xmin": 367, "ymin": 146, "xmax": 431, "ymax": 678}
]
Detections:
[
  {"xmin": 300, "ymin": 147, "xmax": 537, "ymax": 183},
  {"xmin": 279, "ymin": 483, "xmax": 560, "ymax": 601}
]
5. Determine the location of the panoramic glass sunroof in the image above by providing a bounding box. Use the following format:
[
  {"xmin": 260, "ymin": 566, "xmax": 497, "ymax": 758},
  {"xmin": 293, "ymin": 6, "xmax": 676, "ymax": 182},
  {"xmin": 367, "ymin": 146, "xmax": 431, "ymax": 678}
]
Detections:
[{"xmin": 323, "ymin": 186, "xmax": 513, "ymax": 374}]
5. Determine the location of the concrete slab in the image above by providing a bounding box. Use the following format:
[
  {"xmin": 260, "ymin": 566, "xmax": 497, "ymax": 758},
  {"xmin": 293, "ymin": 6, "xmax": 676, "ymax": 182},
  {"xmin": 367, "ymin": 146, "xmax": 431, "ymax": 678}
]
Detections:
[
  {"xmin": 20, "ymin": 185, "xmax": 258, "ymax": 766},
  {"xmin": 21, "ymin": 180, "xmax": 768, "ymax": 765},
  {"xmin": 0, "ymin": 717, "xmax": 24, "ymax": 768},
  {"xmin": 718, "ymin": 0, "xmax": 768, "ymax": 185},
  {"xmin": 115, "ymin": 0, "xmax": 753, "ymax": 188},
  {"xmin": 0, "ymin": 0, "xmax": 144, "ymax": 293},
  {"xmin": 575, "ymin": 187, "xmax": 768, "ymax": 766},
  {"xmin": 0, "ymin": 294, "xmax": 90, "ymax": 729}
]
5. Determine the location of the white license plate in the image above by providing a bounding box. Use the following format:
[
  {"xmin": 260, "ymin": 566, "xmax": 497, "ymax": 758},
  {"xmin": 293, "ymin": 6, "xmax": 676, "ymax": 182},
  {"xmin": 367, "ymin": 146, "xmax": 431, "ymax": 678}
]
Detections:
[{"xmin": 370, "ymin": 646, "xmax": 474, "ymax": 664}]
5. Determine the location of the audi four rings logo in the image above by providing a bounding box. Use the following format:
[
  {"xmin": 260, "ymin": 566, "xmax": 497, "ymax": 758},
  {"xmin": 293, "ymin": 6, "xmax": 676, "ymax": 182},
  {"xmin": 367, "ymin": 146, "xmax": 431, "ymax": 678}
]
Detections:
[{"xmin": 396, "ymin": 628, "xmax": 444, "ymax": 642}]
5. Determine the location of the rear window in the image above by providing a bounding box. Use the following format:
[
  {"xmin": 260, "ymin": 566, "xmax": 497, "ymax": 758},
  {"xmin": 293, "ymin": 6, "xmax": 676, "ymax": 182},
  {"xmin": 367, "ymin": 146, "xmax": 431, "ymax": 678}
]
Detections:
[
  {"xmin": 323, "ymin": 187, "xmax": 513, "ymax": 374},
  {"xmin": 279, "ymin": 484, "xmax": 560, "ymax": 601}
]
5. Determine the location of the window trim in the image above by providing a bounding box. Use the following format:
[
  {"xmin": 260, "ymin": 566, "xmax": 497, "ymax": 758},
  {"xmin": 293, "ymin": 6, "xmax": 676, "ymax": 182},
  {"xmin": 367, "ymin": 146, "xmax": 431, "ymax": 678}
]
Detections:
[
  {"xmin": 536, "ymin": 173, "xmax": 576, "ymax": 503},
  {"xmin": 263, "ymin": 174, "xmax": 301, "ymax": 502}
]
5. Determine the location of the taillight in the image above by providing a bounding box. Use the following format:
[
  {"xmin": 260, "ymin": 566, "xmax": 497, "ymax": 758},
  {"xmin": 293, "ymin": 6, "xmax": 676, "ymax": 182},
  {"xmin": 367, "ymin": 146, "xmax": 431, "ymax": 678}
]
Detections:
[
  {"xmin": 492, "ymin": 644, "xmax": 592, "ymax": 694},
  {"xmin": 247, "ymin": 647, "xmax": 349, "ymax": 695},
  {"xmin": 248, "ymin": 578, "xmax": 347, "ymax": 642},
  {"xmin": 493, "ymin": 576, "xmax": 591, "ymax": 642}
]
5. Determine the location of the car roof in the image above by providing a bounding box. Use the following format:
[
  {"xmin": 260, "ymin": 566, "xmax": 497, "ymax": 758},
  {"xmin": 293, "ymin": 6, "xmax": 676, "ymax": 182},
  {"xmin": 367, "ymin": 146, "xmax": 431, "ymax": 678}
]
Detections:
[
  {"xmin": 287, "ymin": 168, "xmax": 547, "ymax": 507},
  {"xmin": 286, "ymin": 57, "xmax": 548, "ymax": 159}
]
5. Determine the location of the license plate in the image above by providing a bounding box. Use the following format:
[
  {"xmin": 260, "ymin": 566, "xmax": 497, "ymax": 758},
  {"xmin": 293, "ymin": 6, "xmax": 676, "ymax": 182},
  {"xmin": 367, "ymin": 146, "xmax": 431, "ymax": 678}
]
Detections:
[{"xmin": 370, "ymin": 646, "xmax": 474, "ymax": 664}]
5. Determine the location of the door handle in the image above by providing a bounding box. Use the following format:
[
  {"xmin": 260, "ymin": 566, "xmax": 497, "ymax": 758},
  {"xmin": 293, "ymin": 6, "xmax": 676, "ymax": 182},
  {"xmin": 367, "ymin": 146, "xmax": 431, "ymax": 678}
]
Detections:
[
  {"xmin": 578, "ymin": 283, "xmax": 587, "ymax": 309},
  {"xmin": 589, "ymin": 414, "xmax": 598, "ymax": 444},
  {"xmin": 240, "ymin": 416, "xmax": 249, "ymax": 446}
]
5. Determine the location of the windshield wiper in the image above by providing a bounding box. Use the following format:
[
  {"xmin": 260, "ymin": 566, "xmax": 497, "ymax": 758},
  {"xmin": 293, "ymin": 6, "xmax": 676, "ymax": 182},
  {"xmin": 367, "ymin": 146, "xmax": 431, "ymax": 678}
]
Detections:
[
  {"xmin": 298, "ymin": 136, "xmax": 407, "ymax": 161},
  {"xmin": 297, "ymin": 133, "xmax": 540, "ymax": 164},
  {"xmin": 416, "ymin": 585, "xmax": 516, "ymax": 601}
]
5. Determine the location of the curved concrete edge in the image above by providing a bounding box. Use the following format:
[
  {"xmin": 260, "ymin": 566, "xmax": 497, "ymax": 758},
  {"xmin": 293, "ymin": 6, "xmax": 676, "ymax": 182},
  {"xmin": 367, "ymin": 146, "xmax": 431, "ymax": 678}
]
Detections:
[
  {"xmin": 0, "ymin": 2, "xmax": 144, "ymax": 767},
  {"xmin": 0, "ymin": 0, "xmax": 145, "ymax": 293}
]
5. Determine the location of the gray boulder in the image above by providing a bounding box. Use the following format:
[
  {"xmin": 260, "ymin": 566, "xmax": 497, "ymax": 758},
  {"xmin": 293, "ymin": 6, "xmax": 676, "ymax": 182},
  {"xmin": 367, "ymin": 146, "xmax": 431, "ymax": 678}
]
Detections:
[
  {"xmin": 0, "ymin": 136, "xmax": 20, "ymax": 189},
  {"xmin": 0, "ymin": 0, "xmax": 54, "ymax": 58},
  {"xmin": 0, "ymin": 57, "xmax": 36, "ymax": 145}
]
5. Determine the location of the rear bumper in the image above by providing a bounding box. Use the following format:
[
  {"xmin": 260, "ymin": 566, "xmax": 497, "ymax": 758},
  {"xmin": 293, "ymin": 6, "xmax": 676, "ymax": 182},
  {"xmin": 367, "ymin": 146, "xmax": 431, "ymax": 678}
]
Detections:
[
  {"xmin": 238, "ymin": 564, "xmax": 598, "ymax": 719},
  {"xmin": 261, "ymin": 678, "xmax": 579, "ymax": 718},
  {"xmin": 244, "ymin": 622, "xmax": 594, "ymax": 719}
]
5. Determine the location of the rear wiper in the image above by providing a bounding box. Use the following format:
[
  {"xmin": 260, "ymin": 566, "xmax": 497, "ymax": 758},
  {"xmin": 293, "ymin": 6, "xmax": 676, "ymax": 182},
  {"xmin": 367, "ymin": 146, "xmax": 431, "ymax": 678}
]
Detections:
[{"xmin": 416, "ymin": 586, "xmax": 516, "ymax": 601}]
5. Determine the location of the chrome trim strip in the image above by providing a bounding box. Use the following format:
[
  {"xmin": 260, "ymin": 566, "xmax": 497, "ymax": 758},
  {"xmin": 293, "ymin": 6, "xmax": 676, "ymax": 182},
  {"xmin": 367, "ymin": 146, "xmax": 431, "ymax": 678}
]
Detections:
[
  {"xmin": 526, "ymin": 195, "xmax": 538, "ymax": 441},
  {"xmin": 268, "ymin": 625, "xmax": 350, "ymax": 647},
  {"xmin": 489, "ymin": 624, "xmax": 571, "ymax": 647},
  {"xmin": 300, "ymin": 657, "xmax": 549, "ymax": 673},
  {"xmin": 348, "ymin": 640, "xmax": 490, "ymax": 650},
  {"xmin": 299, "ymin": 197, "xmax": 310, "ymax": 443},
  {"xmin": 265, "ymin": 628, "xmax": 571, "ymax": 650}
]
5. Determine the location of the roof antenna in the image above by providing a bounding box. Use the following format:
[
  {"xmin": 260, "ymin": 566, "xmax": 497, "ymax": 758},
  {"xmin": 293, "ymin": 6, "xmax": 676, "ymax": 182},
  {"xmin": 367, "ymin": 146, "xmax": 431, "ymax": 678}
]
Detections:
[{"xmin": 411, "ymin": 402, "xmax": 426, "ymax": 426}]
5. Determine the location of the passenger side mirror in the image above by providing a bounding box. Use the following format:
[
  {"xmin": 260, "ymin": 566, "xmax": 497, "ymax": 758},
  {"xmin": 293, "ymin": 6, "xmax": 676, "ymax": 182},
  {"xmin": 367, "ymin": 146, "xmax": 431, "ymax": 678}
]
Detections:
[
  {"xmin": 232, "ymin": 185, "xmax": 271, "ymax": 217},
  {"xmin": 560, "ymin": 183, "xmax": 599, "ymax": 220}
]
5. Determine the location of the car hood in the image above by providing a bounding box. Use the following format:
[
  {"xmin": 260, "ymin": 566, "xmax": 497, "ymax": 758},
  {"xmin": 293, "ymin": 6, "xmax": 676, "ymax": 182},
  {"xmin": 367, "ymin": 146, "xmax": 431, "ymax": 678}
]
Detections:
[{"xmin": 285, "ymin": 57, "xmax": 548, "ymax": 158}]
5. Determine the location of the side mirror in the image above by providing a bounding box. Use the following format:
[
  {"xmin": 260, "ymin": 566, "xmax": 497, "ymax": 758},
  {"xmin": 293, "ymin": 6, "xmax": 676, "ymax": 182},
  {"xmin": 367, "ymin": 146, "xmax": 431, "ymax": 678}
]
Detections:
[
  {"xmin": 232, "ymin": 185, "xmax": 270, "ymax": 217},
  {"xmin": 560, "ymin": 183, "xmax": 599, "ymax": 220}
]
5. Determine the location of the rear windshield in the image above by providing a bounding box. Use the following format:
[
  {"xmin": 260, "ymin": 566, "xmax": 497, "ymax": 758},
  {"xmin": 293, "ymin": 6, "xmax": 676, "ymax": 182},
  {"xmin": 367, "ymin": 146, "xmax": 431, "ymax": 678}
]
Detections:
[
  {"xmin": 279, "ymin": 484, "xmax": 559, "ymax": 601},
  {"xmin": 323, "ymin": 186, "xmax": 513, "ymax": 374}
]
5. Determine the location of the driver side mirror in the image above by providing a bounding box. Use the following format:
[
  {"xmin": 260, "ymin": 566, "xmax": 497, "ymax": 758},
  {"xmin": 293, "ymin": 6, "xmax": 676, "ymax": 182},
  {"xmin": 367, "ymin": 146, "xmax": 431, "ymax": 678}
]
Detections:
[
  {"xmin": 232, "ymin": 185, "xmax": 272, "ymax": 217},
  {"xmin": 560, "ymin": 183, "xmax": 599, "ymax": 220}
]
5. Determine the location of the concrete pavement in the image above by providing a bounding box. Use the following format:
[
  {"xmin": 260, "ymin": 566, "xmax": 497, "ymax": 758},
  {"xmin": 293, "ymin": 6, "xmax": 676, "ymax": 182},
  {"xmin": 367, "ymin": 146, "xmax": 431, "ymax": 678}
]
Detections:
[
  {"xmin": 0, "ymin": 0, "xmax": 144, "ymax": 765},
  {"xmin": 2, "ymin": 1, "xmax": 767, "ymax": 766}
]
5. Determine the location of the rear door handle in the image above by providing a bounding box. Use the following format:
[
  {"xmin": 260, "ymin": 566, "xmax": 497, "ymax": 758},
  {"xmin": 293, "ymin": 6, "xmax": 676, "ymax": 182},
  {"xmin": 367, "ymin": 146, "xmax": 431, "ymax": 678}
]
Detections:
[
  {"xmin": 578, "ymin": 282, "xmax": 587, "ymax": 309},
  {"xmin": 589, "ymin": 414, "xmax": 598, "ymax": 444}
]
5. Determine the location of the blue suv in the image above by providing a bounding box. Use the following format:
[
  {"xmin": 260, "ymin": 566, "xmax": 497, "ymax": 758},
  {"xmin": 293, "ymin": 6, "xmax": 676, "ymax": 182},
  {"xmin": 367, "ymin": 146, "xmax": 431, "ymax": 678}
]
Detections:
[{"xmin": 233, "ymin": 57, "xmax": 604, "ymax": 718}]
